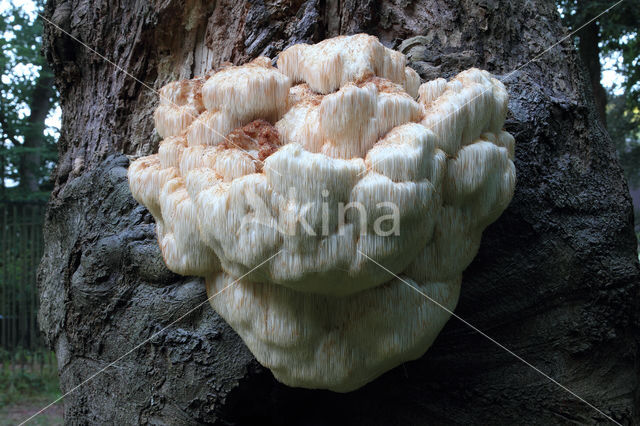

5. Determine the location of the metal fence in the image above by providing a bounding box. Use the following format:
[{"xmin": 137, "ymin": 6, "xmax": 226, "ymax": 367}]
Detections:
[{"xmin": 0, "ymin": 201, "xmax": 46, "ymax": 350}]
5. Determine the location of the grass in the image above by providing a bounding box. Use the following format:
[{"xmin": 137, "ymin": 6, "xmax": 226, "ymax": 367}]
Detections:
[{"xmin": 0, "ymin": 348, "xmax": 63, "ymax": 425}]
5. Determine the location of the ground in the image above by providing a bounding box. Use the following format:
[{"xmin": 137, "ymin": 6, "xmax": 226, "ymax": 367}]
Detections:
[{"xmin": 0, "ymin": 398, "xmax": 63, "ymax": 425}]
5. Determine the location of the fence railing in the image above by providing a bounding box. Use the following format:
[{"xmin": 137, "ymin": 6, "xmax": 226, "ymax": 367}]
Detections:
[{"xmin": 0, "ymin": 201, "xmax": 46, "ymax": 350}]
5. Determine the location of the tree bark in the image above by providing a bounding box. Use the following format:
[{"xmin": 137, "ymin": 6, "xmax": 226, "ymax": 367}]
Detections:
[{"xmin": 39, "ymin": 0, "xmax": 639, "ymax": 424}]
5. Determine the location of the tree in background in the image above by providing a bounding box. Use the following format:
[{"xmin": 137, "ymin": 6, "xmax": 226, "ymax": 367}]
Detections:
[
  {"xmin": 558, "ymin": 0, "xmax": 640, "ymax": 188},
  {"xmin": 608, "ymin": 94, "xmax": 640, "ymax": 187},
  {"xmin": 0, "ymin": 1, "xmax": 58, "ymax": 201}
]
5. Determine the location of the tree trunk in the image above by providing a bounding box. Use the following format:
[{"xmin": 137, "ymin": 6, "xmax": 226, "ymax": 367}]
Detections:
[
  {"xmin": 577, "ymin": 16, "xmax": 608, "ymax": 128},
  {"xmin": 39, "ymin": 0, "xmax": 639, "ymax": 424},
  {"xmin": 19, "ymin": 68, "xmax": 55, "ymax": 193}
]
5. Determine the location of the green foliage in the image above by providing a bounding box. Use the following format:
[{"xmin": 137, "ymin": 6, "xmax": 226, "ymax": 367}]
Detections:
[
  {"xmin": 0, "ymin": 348, "xmax": 60, "ymax": 407},
  {"xmin": 0, "ymin": 1, "xmax": 58, "ymax": 201}
]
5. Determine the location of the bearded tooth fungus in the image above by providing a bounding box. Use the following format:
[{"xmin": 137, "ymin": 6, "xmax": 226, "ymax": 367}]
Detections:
[{"xmin": 128, "ymin": 34, "xmax": 515, "ymax": 392}]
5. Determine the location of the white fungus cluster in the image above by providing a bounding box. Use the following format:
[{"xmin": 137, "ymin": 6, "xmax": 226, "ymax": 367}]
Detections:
[{"xmin": 128, "ymin": 34, "xmax": 516, "ymax": 392}]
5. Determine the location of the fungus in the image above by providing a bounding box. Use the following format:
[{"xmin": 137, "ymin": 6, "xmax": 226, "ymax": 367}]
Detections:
[
  {"xmin": 128, "ymin": 34, "xmax": 515, "ymax": 392},
  {"xmin": 277, "ymin": 34, "xmax": 421, "ymax": 97}
]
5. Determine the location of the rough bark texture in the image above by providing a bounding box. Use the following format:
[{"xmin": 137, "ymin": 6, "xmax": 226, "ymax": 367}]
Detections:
[{"xmin": 39, "ymin": 0, "xmax": 639, "ymax": 424}]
